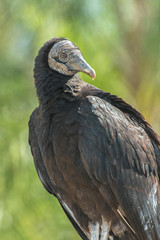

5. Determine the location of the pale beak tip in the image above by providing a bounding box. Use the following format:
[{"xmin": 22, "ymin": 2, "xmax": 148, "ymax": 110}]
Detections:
[
  {"xmin": 86, "ymin": 67, "xmax": 96, "ymax": 80},
  {"xmin": 92, "ymin": 70, "xmax": 96, "ymax": 80}
]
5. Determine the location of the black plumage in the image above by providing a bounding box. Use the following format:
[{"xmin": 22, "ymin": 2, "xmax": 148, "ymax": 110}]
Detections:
[{"xmin": 29, "ymin": 37, "xmax": 160, "ymax": 240}]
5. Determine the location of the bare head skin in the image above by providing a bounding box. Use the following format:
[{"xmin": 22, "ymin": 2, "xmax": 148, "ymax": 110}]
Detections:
[{"xmin": 48, "ymin": 39, "xmax": 96, "ymax": 79}]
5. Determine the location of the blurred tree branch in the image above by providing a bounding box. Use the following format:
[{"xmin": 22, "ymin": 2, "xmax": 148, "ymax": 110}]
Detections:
[
  {"xmin": 111, "ymin": 0, "xmax": 160, "ymax": 126},
  {"xmin": 112, "ymin": 0, "xmax": 149, "ymax": 92}
]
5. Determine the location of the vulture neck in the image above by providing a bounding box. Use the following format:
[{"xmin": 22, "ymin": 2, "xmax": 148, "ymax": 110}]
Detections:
[{"xmin": 34, "ymin": 51, "xmax": 82, "ymax": 114}]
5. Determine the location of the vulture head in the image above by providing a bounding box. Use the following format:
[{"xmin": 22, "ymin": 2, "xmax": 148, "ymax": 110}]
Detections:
[{"xmin": 47, "ymin": 39, "xmax": 96, "ymax": 79}]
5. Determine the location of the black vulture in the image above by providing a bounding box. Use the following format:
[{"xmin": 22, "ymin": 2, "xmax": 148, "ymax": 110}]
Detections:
[{"xmin": 29, "ymin": 37, "xmax": 160, "ymax": 240}]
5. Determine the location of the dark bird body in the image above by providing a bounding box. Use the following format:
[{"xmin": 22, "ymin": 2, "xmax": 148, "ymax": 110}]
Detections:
[{"xmin": 29, "ymin": 38, "xmax": 160, "ymax": 240}]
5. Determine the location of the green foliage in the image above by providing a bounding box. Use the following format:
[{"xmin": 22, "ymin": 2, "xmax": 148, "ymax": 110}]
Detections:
[{"xmin": 0, "ymin": 0, "xmax": 160, "ymax": 239}]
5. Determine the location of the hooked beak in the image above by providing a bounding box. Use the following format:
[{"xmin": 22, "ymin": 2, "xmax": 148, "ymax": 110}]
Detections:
[
  {"xmin": 67, "ymin": 52, "xmax": 96, "ymax": 80},
  {"xmin": 80, "ymin": 59, "xmax": 96, "ymax": 80}
]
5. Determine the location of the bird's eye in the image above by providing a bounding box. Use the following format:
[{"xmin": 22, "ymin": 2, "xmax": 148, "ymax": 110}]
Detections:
[{"xmin": 59, "ymin": 51, "xmax": 69, "ymax": 62}]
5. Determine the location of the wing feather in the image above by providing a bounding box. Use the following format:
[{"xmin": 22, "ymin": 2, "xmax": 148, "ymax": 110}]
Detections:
[
  {"xmin": 77, "ymin": 96, "xmax": 160, "ymax": 240},
  {"xmin": 29, "ymin": 108, "xmax": 90, "ymax": 240}
]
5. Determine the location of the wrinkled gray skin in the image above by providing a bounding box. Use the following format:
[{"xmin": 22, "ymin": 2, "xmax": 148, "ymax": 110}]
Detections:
[{"xmin": 48, "ymin": 40, "xmax": 96, "ymax": 79}]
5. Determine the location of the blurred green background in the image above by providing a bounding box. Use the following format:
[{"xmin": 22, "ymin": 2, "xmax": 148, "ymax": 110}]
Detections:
[{"xmin": 0, "ymin": 0, "xmax": 160, "ymax": 239}]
